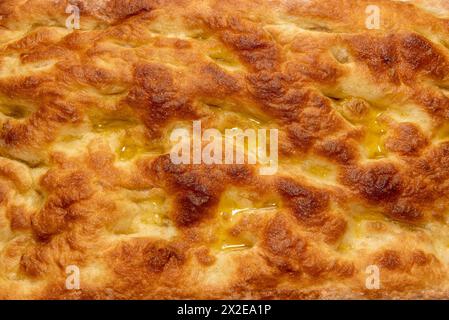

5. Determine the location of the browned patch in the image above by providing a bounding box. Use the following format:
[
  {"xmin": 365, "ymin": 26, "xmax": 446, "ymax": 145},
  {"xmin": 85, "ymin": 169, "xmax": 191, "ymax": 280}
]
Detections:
[
  {"xmin": 315, "ymin": 137, "xmax": 358, "ymax": 164},
  {"xmin": 346, "ymin": 32, "xmax": 449, "ymax": 84},
  {"xmin": 276, "ymin": 177, "xmax": 329, "ymax": 225},
  {"xmin": 8, "ymin": 205, "xmax": 31, "ymax": 231},
  {"xmin": 376, "ymin": 250, "xmax": 402, "ymax": 270},
  {"xmin": 126, "ymin": 63, "xmax": 197, "ymax": 136},
  {"xmin": 148, "ymin": 156, "xmax": 248, "ymax": 227},
  {"xmin": 385, "ymin": 122, "xmax": 428, "ymax": 156},
  {"xmin": 341, "ymin": 163, "xmax": 403, "ymax": 203},
  {"xmin": 0, "ymin": 0, "xmax": 448, "ymax": 300}
]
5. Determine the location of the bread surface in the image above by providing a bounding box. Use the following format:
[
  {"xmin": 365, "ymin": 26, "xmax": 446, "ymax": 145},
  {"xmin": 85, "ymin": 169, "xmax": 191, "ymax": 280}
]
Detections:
[{"xmin": 0, "ymin": 0, "xmax": 449, "ymax": 299}]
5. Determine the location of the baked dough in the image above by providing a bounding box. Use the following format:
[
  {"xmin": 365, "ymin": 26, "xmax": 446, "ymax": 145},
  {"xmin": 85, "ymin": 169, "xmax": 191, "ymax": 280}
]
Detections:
[{"xmin": 0, "ymin": 0, "xmax": 448, "ymax": 299}]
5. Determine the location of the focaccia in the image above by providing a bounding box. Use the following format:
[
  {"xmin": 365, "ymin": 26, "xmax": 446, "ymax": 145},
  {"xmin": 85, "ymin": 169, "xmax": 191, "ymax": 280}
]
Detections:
[{"xmin": 0, "ymin": 0, "xmax": 449, "ymax": 299}]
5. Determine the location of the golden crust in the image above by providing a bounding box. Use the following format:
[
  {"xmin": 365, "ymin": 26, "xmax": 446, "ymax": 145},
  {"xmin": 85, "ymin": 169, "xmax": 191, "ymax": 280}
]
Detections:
[{"xmin": 0, "ymin": 0, "xmax": 448, "ymax": 299}]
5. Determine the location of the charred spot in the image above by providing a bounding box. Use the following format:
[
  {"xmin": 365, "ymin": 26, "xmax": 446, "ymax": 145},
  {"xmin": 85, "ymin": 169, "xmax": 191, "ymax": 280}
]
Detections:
[{"xmin": 342, "ymin": 163, "xmax": 402, "ymax": 202}]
